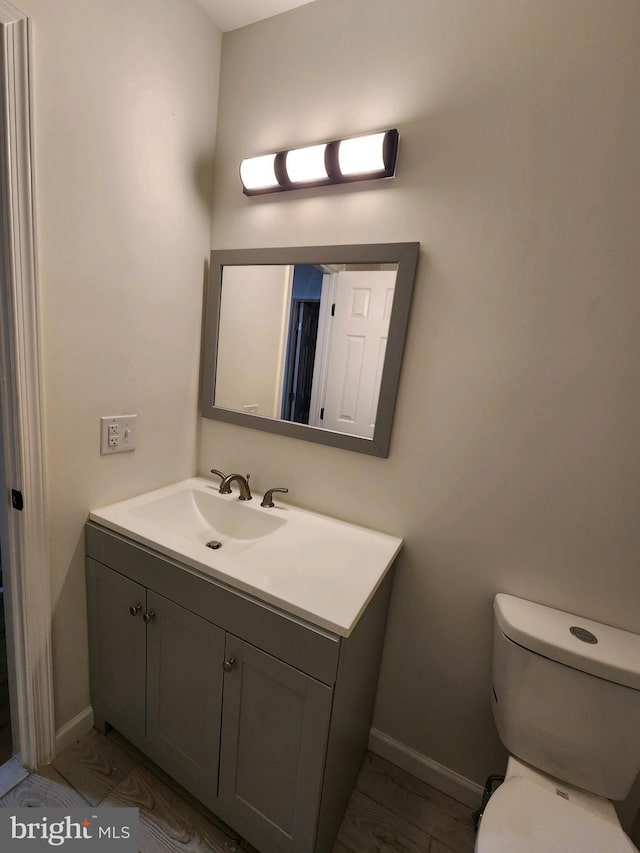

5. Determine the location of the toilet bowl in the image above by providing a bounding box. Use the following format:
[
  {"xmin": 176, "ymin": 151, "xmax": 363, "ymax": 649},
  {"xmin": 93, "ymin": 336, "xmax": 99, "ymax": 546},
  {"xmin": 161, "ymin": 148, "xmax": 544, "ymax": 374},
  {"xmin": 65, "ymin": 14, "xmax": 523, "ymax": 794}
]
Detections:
[
  {"xmin": 475, "ymin": 757, "xmax": 637, "ymax": 852},
  {"xmin": 475, "ymin": 594, "xmax": 640, "ymax": 852}
]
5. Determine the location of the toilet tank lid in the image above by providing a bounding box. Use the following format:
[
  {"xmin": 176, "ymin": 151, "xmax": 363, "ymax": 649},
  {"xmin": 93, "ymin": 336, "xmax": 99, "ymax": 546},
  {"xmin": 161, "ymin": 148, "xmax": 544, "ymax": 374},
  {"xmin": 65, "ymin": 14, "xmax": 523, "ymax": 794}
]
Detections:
[{"xmin": 494, "ymin": 594, "xmax": 640, "ymax": 690}]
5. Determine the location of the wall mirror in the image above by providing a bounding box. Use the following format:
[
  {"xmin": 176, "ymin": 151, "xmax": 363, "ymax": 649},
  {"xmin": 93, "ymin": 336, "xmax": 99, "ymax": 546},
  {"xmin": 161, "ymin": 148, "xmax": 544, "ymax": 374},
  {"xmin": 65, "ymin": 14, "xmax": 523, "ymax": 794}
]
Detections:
[{"xmin": 201, "ymin": 242, "xmax": 419, "ymax": 457}]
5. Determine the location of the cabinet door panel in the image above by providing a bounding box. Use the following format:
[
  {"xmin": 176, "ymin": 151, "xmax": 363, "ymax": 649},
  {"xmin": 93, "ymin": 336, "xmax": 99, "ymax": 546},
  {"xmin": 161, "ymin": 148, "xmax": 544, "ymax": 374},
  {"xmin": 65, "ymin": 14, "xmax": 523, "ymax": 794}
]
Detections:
[
  {"xmin": 219, "ymin": 635, "xmax": 332, "ymax": 853},
  {"xmin": 145, "ymin": 590, "xmax": 224, "ymax": 809},
  {"xmin": 86, "ymin": 560, "xmax": 146, "ymax": 745}
]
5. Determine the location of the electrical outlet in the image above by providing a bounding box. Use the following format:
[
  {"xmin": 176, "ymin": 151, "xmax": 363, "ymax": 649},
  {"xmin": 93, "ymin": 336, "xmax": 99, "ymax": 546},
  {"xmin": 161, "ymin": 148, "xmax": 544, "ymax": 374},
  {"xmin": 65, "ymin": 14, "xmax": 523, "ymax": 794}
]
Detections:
[{"xmin": 100, "ymin": 415, "xmax": 137, "ymax": 455}]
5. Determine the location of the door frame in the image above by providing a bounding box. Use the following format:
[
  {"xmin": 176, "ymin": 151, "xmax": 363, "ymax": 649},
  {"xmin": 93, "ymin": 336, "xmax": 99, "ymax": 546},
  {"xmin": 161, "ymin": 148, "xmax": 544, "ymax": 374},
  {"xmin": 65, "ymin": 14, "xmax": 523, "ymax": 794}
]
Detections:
[
  {"xmin": 309, "ymin": 271, "xmax": 335, "ymax": 427},
  {"xmin": 0, "ymin": 2, "xmax": 55, "ymax": 769}
]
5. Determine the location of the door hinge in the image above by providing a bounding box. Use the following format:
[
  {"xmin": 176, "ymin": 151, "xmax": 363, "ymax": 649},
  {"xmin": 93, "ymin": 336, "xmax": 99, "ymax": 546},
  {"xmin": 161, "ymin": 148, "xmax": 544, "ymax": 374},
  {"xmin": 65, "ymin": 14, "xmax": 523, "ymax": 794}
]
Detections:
[
  {"xmin": 331, "ymin": 303, "xmax": 336, "ymax": 317},
  {"xmin": 11, "ymin": 489, "xmax": 24, "ymax": 511}
]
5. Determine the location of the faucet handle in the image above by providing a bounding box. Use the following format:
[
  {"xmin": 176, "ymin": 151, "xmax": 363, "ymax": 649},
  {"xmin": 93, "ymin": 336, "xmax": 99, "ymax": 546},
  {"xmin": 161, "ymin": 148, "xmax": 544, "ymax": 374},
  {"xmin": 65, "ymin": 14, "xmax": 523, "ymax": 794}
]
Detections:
[
  {"xmin": 210, "ymin": 468, "xmax": 226, "ymax": 486},
  {"xmin": 261, "ymin": 487, "xmax": 289, "ymax": 508}
]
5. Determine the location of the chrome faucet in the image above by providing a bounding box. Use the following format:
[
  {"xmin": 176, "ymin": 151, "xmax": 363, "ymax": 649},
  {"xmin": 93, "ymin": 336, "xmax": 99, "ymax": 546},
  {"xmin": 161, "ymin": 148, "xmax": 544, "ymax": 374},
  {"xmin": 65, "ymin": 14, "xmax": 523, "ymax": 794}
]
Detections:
[{"xmin": 219, "ymin": 473, "xmax": 252, "ymax": 501}]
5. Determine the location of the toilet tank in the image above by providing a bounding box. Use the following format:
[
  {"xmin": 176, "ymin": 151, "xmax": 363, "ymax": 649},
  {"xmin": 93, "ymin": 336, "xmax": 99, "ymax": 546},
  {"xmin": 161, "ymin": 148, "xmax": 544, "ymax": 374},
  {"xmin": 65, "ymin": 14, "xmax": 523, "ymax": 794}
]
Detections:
[{"xmin": 492, "ymin": 594, "xmax": 640, "ymax": 800}]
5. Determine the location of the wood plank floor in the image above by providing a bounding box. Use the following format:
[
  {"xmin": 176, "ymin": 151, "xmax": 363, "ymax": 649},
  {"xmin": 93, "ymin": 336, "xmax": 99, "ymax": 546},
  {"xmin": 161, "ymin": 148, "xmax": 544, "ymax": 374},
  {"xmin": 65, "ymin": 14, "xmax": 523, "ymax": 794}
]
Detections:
[{"xmin": 0, "ymin": 729, "xmax": 477, "ymax": 852}]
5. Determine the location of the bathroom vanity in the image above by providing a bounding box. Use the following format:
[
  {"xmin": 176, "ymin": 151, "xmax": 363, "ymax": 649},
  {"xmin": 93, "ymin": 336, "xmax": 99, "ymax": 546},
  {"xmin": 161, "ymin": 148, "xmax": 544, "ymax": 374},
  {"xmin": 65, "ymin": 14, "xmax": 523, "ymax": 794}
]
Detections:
[{"xmin": 85, "ymin": 478, "xmax": 401, "ymax": 853}]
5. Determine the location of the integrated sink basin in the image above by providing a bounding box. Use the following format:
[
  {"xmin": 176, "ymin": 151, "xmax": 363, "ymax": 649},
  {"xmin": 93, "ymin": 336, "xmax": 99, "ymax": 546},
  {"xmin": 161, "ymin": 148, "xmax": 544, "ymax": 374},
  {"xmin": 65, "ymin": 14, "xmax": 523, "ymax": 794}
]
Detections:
[
  {"xmin": 126, "ymin": 486, "xmax": 286, "ymax": 544},
  {"xmin": 89, "ymin": 477, "xmax": 402, "ymax": 636}
]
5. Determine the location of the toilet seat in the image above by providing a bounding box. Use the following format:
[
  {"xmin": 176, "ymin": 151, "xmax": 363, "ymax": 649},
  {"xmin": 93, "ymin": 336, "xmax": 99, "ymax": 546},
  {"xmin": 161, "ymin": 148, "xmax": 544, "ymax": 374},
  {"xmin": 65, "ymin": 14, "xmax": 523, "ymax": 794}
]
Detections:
[{"xmin": 476, "ymin": 775, "xmax": 638, "ymax": 852}]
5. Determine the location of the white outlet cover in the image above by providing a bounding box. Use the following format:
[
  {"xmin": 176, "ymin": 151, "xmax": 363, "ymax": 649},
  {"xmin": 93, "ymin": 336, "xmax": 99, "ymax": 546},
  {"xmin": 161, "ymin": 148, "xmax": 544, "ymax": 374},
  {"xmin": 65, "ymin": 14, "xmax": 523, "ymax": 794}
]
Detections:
[{"xmin": 100, "ymin": 415, "xmax": 137, "ymax": 455}]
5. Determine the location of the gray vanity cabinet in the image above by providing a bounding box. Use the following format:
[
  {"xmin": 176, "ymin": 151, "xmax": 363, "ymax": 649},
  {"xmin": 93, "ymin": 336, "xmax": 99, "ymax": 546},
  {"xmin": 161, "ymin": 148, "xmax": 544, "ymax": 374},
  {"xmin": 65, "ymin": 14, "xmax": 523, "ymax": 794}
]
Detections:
[
  {"xmin": 87, "ymin": 561, "xmax": 146, "ymax": 745},
  {"xmin": 87, "ymin": 560, "xmax": 224, "ymax": 810},
  {"xmin": 217, "ymin": 635, "xmax": 333, "ymax": 852},
  {"xmin": 85, "ymin": 522, "xmax": 393, "ymax": 853},
  {"xmin": 144, "ymin": 588, "xmax": 224, "ymax": 808}
]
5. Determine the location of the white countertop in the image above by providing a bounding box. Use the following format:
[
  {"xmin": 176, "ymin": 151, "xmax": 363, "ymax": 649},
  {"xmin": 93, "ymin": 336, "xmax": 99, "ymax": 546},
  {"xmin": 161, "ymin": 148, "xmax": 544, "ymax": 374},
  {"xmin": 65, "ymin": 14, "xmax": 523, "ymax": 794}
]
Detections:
[{"xmin": 89, "ymin": 477, "xmax": 402, "ymax": 637}]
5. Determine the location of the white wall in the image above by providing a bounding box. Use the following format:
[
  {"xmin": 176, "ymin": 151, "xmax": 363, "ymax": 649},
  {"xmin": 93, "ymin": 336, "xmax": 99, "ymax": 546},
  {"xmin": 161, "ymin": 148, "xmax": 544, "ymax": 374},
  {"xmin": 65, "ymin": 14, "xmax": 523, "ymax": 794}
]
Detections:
[
  {"xmin": 200, "ymin": 0, "xmax": 640, "ymax": 791},
  {"xmin": 18, "ymin": 0, "xmax": 221, "ymax": 732}
]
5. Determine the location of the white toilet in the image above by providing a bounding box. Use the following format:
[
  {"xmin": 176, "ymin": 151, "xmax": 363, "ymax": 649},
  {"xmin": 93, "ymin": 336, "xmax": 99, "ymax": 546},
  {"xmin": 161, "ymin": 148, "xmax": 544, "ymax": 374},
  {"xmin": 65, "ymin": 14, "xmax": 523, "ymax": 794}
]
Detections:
[{"xmin": 475, "ymin": 593, "xmax": 640, "ymax": 852}]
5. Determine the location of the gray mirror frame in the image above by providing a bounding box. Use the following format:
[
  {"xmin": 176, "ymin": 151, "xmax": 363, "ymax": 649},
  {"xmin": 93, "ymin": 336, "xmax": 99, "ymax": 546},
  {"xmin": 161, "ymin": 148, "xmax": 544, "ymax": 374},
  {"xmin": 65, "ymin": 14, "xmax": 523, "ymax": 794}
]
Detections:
[{"xmin": 200, "ymin": 242, "xmax": 420, "ymax": 457}]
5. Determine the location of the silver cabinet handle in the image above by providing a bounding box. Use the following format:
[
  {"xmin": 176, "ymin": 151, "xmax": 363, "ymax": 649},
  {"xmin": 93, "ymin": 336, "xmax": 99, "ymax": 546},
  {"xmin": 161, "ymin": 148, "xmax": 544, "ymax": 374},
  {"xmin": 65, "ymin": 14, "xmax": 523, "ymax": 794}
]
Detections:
[
  {"xmin": 143, "ymin": 611, "xmax": 155, "ymax": 624},
  {"xmin": 129, "ymin": 604, "xmax": 142, "ymax": 616},
  {"xmin": 223, "ymin": 657, "xmax": 236, "ymax": 673}
]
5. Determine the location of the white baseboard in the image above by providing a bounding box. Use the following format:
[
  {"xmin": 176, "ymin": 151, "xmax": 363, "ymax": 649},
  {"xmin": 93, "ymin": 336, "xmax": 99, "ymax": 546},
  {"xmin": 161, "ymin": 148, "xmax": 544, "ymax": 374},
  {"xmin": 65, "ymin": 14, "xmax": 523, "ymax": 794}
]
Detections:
[
  {"xmin": 55, "ymin": 706, "xmax": 94, "ymax": 755},
  {"xmin": 368, "ymin": 728, "xmax": 483, "ymax": 810},
  {"xmin": 54, "ymin": 714, "xmax": 482, "ymax": 809}
]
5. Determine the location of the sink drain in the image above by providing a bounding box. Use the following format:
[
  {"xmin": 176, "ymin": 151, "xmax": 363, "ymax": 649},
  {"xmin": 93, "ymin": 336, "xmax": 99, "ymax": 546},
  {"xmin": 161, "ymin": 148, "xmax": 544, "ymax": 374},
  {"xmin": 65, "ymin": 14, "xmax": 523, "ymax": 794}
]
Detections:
[{"xmin": 206, "ymin": 540, "xmax": 222, "ymax": 550}]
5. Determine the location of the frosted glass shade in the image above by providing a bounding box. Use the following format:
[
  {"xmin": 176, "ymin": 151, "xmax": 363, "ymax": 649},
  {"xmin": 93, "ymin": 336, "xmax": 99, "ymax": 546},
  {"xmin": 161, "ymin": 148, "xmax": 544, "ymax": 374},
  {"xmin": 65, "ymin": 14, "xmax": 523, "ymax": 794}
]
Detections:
[
  {"xmin": 239, "ymin": 153, "xmax": 279, "ymax": 192},
  {"xmin": 285, "ymin": 144, "xmax": 328, "ymax": 184},
  {"xmin": 338, "ymin": 132, "xmax": 387, "ymax": 176}
]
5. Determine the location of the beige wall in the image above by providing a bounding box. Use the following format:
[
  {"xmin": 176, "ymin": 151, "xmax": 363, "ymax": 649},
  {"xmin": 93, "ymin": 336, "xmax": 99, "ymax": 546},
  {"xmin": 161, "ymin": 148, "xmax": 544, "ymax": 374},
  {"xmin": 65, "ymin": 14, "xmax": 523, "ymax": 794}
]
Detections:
[
  {"xmin": 200, "ymin": 0, "xmax": 640, "ymax": 788},
  {"xmin": 216, "ymin": 265, "xmax": 291, "ymax": 417},
  {"xmin": 19, "ymin": 0, "xmax": 221, "ymax": 731}
]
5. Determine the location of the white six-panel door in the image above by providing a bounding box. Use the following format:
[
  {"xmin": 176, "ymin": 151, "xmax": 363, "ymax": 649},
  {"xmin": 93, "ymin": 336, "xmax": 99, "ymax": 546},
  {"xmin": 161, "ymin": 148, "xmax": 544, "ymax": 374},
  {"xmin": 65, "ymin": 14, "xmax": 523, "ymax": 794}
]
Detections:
[{"xmin": 319, "ymin": 270, "xmax": 396, "ymax": 438}]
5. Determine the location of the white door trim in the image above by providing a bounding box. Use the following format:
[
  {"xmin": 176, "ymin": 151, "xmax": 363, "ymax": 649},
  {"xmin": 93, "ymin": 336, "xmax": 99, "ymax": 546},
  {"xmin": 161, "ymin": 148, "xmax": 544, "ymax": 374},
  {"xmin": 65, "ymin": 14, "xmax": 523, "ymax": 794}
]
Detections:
[{"xmin": 0, "ymin": 2, "xmax": 55, "ymax": 769}]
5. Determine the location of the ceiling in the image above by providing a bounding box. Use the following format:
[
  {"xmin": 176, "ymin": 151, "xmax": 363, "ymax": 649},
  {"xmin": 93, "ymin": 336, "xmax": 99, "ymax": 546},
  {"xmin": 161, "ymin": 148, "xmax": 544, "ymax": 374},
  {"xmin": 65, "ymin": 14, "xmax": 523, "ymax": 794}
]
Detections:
[{"xmin": 194, "ymin": 0, "xmax": 317, "ymax": 32}]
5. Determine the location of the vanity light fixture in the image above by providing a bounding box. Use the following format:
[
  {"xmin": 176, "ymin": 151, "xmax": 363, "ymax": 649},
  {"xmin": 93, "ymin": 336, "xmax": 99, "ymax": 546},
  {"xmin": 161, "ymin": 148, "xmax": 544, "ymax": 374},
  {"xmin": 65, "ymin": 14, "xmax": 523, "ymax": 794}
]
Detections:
[{"xmin": 239, "ymin": 128, "xmax": 399, "ymax": 195}]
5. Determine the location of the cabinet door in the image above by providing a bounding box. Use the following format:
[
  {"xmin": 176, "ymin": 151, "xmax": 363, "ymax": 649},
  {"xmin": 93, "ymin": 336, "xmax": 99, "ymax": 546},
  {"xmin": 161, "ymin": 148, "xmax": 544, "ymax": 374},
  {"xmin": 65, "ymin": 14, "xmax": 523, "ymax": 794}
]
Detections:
[
  {"xmin": 145, "ymin": 590, "xmax": 224, "ymax": 811},
  {"xmin": 86, "ymin": 560, "xmax": 146, "ymax": 746},
  {"xmin": 218, "ymin": 635, "xmax": 332, "ymax": 853}
]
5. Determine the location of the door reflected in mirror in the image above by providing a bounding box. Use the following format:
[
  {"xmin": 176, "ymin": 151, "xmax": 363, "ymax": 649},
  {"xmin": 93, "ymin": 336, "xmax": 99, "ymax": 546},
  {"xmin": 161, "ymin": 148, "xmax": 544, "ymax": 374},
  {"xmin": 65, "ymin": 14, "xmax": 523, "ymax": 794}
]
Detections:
[
  {"xmin": 215, "ymin": 262, "xmax": 398, "ymax": 440},
  {"xmin": 201, "ymin": 244, "xmax": 419, "ymax": 457}
]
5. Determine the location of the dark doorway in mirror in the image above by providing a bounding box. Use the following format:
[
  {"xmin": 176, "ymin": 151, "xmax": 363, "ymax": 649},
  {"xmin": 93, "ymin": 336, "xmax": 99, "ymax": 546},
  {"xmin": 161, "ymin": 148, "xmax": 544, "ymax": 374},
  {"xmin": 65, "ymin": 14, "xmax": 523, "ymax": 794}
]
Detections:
[
  {"xmin": 281, "ymin": 265, "xmax": 323, "ymax": 424},
  {"xmin": 282, "ymin": 301, "xmax": 320, "ymax": 424}
]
